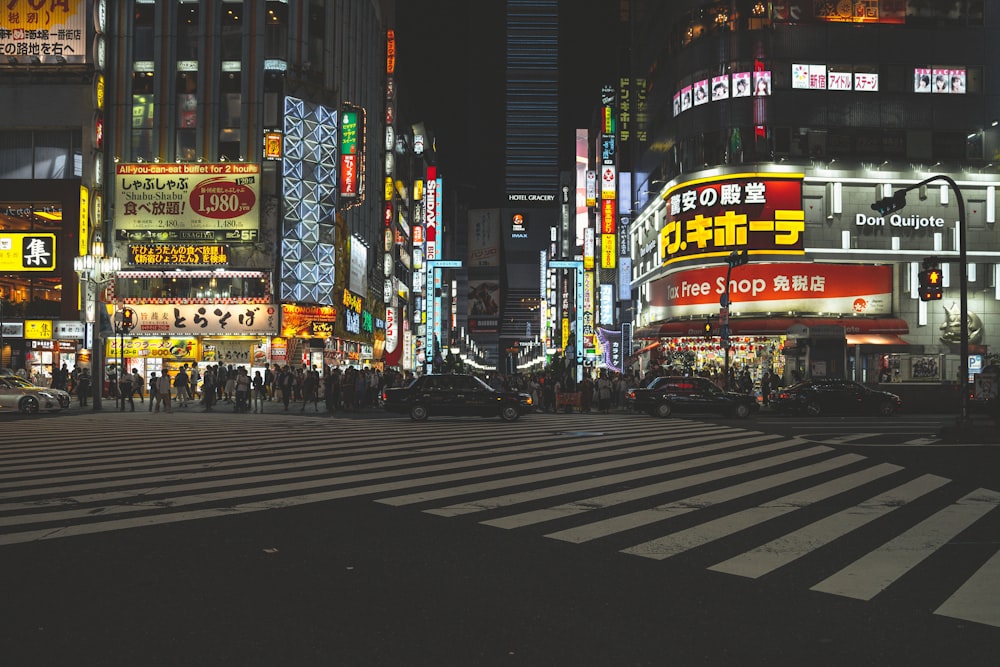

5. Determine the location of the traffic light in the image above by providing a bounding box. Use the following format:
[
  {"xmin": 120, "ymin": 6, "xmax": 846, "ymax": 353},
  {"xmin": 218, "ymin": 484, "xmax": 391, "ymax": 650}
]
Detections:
[
  {"xmin": 703, "ymin": 319, "xmax": 713, "ymax": 339},
  {"xmin": 918, "ymin": 266, "xmax": 943, "ymax": 301},
  {"xmin": 727, "ymin": 249, "xmax": 749, "ymax": 267},
  {"xmin": 121, "ymin": 307, "xmax": 136, "ymax": 331}
]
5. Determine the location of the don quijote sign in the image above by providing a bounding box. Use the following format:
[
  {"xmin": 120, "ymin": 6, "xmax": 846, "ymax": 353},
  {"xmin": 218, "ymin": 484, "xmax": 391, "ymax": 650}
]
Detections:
[{"xmin": 659, "ymin": 173, "xmax": 805, "ymax": 265}]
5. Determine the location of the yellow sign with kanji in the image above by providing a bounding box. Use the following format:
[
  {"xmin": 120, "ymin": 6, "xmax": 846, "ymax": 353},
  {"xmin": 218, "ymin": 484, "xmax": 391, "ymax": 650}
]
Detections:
[{"xmin": 24, "ymin": 320, "xmax": 54, "ymax": 340}]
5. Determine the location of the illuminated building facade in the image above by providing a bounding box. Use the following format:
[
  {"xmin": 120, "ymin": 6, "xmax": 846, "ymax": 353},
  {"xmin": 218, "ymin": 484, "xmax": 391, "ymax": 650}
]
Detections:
[
  {"xmin": 0, "ymin": 0, "xmax": 395, "ymax": 385},
  {"xmin": 626, "ymin": 1, "xmax": 1000, "ymax": 388}
]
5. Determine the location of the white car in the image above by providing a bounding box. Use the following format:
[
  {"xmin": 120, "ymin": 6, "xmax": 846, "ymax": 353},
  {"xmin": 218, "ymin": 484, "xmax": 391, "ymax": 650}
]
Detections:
[
  {"xmin": 1, "ymin": 374, "xmax": 72, "ymax": 408},
  {"xmin": 0, "ymin": 376, "xmax": 64, "ymax": 414}
]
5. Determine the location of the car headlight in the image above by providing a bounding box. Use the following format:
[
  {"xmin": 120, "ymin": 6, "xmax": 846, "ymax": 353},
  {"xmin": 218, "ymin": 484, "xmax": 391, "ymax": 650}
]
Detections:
[{"xmin": 38, "ymin": 391, "xmax": 55, "ymax": 398}]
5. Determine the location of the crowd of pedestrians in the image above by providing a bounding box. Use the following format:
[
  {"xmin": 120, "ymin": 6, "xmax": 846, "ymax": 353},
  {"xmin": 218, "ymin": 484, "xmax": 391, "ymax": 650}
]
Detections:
[{"xmin": 83, "ymin": 363, "xmax": 407, "ymax": 415}]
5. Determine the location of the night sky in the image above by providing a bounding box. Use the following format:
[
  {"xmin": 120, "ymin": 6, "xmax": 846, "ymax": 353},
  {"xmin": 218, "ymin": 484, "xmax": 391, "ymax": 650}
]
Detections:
[{"xmin": 394, "ymin": 0, "xmax": 620, "ymax": 206}]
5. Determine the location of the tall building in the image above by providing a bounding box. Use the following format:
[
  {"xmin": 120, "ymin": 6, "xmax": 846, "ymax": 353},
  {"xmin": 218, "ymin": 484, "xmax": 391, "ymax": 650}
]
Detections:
[
  {"xmin": 497, "ymin": 0, "xmax": 560, "ymax": 364},
  {"xmin": 0, "ymin": 0, "xmax": 398, "ymax": 390},
  {"xmin": 625, "ymin": 1, "xmax": 1000, "ymax": 392}
]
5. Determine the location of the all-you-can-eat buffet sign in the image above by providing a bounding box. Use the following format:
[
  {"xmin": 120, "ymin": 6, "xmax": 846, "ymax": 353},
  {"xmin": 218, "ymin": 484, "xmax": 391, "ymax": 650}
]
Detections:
[{"xmin": 114, "ymin": 163, "xmax": 260, "ymax": 236}]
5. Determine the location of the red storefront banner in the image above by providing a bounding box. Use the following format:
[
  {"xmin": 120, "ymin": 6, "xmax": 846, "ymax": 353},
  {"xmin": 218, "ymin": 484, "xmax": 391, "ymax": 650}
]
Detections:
[{"xmin": 648, "ymin": 262, "xmax": 892, "ymax": 318}]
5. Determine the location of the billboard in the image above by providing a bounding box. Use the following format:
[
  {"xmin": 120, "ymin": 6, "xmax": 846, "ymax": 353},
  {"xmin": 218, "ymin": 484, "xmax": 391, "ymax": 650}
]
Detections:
[
  {"xmin": 114, "ymin": 163, "xmax": 260, "ymax": 242},
  {"xmin": 658, "ymin": 172, "xmax": 805, "ymax": 266},
  {"xmin": 0, "ymin": 0, "xmax": 87, "ymax": 64},
  {"xmin": 646, "ymin": 263, "xmax": 892, "ymax": 320}
]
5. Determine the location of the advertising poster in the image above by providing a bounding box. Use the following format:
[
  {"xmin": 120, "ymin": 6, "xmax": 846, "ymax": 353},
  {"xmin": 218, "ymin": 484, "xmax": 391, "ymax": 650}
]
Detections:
[
  {"xmin": 732, "ymin": 72, "xmax": 751, "ymax": 97},
  {"xmin": 114, "ymin": 163, "xmax": 260, "ymax": 241},
  {"xmin": 711, "ymin": 75, "xmax": 730, "ymax": 100},
  {"xmin": 753, "ymin": 71, "xmax": 772, "ymax": 96},
  {"xmin": 693, "ymin": 79, "xmax": 709, "ymax": 106},
  {"xmin": 914, "ymin": 67, "xmax": 932, "ymax": 92}
]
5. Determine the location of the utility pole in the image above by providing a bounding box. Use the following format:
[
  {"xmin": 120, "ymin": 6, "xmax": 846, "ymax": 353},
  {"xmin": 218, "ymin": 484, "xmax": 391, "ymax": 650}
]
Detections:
[{"xmin": 721, "ymin": 249, "xmax": 749, "ymax": 391}]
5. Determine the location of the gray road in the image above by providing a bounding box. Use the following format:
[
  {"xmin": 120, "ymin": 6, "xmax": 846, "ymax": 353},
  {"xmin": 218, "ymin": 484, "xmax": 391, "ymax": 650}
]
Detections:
[{"xmin": 2, "ymin": 408, "xmax": 998, "ymax": 666}]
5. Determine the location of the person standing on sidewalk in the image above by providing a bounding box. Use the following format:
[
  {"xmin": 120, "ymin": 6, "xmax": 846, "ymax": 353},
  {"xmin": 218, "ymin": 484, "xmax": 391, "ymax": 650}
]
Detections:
[
  {"xmin": 119, "ymin": 371, "xmax": 135, "ymax": 411},
  {"xmin": 155, "ymin": 371, "xmax": 172, "ymax": 413},
  {"xmin": 252, "ymin": 370, "xmax": 265, "ymax": 413},
  {"xmin": 148, "ymin": 372, "xmax": 159, "ymax": 412},
  {"xmin": 77, "ymin": 369, "xmax": 91, "ymax": 407},
  {"xmin": 174, "ymin": 365, "xmax": 190, "ymax": 408}
]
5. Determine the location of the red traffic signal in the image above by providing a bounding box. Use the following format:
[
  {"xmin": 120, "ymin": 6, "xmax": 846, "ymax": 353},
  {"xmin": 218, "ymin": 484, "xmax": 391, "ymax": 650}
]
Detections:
[{"xmin": 918, "ymin": 268, "xmax": 943, "ymax": 301}]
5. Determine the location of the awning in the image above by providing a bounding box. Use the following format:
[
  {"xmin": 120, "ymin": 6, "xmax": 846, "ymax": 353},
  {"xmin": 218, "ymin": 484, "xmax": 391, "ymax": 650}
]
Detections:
[
  {"xmin": 845, "ymin": 333, "xmax": 911, "ymax": 346},
  {"xmin": 634, "ymin": 317, "xmax": 910, "ymax": 339}
]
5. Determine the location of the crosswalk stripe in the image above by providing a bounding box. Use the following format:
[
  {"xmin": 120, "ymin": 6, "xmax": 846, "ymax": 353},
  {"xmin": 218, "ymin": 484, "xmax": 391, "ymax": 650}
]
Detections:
[
  {"xmin": 707, "ymin": 474, "xmax": 950, "ymax": 579},
  {"xmin": 811, "ymin": 488, "xmax": 1000, "ymax": 600},
  {"xmin": 541, "ymin": 451, "xmax": 867, "ymax": 543},
  {"xmin": 3, "ymin": 413, "xmax": 999, "ymax": 629},
  {"xmin": 819, "ymin": 433, "xmax": 879, "ymax": 444},
  {"xmin": 934, "ymin": 548, "xmax": 1000, "ymax": 627},
  {"xmin": 385, "ymin": 433, "xmax": 791, "ymax": 512},
  {"xmin": 621, "ymin": 461, "xmax": 903, "ymax": 561}
]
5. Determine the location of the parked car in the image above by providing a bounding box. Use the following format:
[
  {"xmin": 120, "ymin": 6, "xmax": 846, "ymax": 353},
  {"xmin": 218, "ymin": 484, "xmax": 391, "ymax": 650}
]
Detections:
[
  {"xmin": 2, "ymin": 373, "xmax": 71, "ymax": 408},
  {"xmin": 0, "ymin": 376, "xmax": 64, "ymax": 414},
  {"xmin": 625, "ymin": 375, "xmax": 759, "ymax": 419},
  {"xmin": 772, "ymin": 379, "xmax": 901, "ymax": 417},
  {"xmin": 381, "ymin": 373, "xmax": 533, "ymax": 421}
]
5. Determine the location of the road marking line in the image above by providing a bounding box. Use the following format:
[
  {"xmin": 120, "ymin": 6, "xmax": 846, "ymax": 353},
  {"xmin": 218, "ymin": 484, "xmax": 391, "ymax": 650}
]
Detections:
[
  {"xmin": 622, "ymin": 462, "xmax": 902, "ymax": 560},
  {"xmin": 934, "ymin": 547, "xmax": 1000, "ymax": 628},
  {"xmin": 539, "ymin": 450, "xmax": 862, "ymax": 543},
  {"xmin": 418, "ymin": 436, "xmax": 796, "ymax": 517},
  {"xmin": 379, "ymin": 433, "xmax": 782, "ymax": 509},
  {"xmin": 900, "ymin": 437, "xmax": 941, "ymax": 445},
  {"xmin": 708, "ymin": 474, "xmax": 950, "ymax": 579},
  {"xmin": 811, "ymin": 488, "xmax": 1000, "ymax": 600},
  {"xmin": 819, "ymin": 433, "xmax": 879, "ymax": 444}
]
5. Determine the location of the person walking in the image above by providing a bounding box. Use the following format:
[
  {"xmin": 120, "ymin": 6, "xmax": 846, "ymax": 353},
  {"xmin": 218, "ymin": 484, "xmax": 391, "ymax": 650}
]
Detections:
[
  {"xmin": 301, "ymin": 366, "xmax": 320, "ymax": 412},
  {"xmin": 760, "ymin": 370, "xmax": 772, "ymax": 407},
  {"xmin": 148, "ymin": 372, "xmax": 158, "ymax": 412},
  {"xmin": 155, "ymin": 371, "xmax": 172, "ymax": 413},
  {"xmin": 119, "ymin": 371, "xmax": 135, "ymax": 411},
  {"xmin": 278, "ymin": 365, "xmax": 294, "ymax": 411},
  {"xmin": 131, "ymin": 368, "xmax": 144, "ymax": 404}
]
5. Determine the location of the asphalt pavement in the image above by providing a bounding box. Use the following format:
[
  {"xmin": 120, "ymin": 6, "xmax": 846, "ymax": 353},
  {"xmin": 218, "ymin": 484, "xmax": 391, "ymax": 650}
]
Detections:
[{"xmin": 2, "ymin": 406, "xmax": 998, "ymax": 666}]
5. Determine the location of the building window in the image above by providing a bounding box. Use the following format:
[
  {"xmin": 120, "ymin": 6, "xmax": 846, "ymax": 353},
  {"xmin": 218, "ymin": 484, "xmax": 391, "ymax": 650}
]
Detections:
[
  {"xmin": 176, "ymin": 71, "xmax": 198, "ymax": 161},
  {"xmin": 133, "ymin": 2, "xmax": 155, "ymax": 62},
  {"xmin": 221, "ymin": 1, "xmax": 244, "ymax": 62},
  {"xmin": 265, "ymin": 1, "xmax": 288, "ymax": 61},
  {"xmin": 219, "ymin": 72, "xmax": 242, "ymax": 160},
  {"xmin": 176, "ymin": 2, "xmax": 200, "ymax": 62},
  {"xmin": 131, "ymin": 72, "xmax": 155, "ymax": 162}
]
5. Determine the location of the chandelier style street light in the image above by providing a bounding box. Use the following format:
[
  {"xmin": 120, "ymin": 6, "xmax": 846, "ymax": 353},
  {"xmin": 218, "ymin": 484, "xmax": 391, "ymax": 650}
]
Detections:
[{"xmin": 74, "ymin": 236, "xmax": 121, "ymax": 410}]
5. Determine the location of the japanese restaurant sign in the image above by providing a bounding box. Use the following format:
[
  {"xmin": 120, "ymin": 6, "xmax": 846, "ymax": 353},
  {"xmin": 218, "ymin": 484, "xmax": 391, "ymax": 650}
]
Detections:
[
  {"xmin": 114, "ymin": 163, "xmax": 260, "ymax": 239},
  {"xmin": 128, "ymin": 244, "xmax": 230, "ymax": 266},
  {"xmin": 120, "ymin": 303, "xmax": 278, "ymax": 336}
]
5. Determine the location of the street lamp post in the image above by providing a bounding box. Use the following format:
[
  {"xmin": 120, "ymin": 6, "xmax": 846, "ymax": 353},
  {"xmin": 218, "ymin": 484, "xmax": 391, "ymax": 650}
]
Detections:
[
  {"xmin": 872, "ymin": 174, "xmax": 969, "ymax": 424},
  {"xmin": 74, "ymin": 236, "xmax": 121, "ymax": 410},
  {"xmin": 721, "ymin": 249, "xmax": 749, "ymax": 390}
]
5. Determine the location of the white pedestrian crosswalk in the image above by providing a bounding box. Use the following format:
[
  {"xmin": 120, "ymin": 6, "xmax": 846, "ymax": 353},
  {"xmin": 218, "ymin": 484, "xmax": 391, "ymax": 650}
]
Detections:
[{"xmin": 1, "ymin": 411, "xmax": 998, "ymax": 629}]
